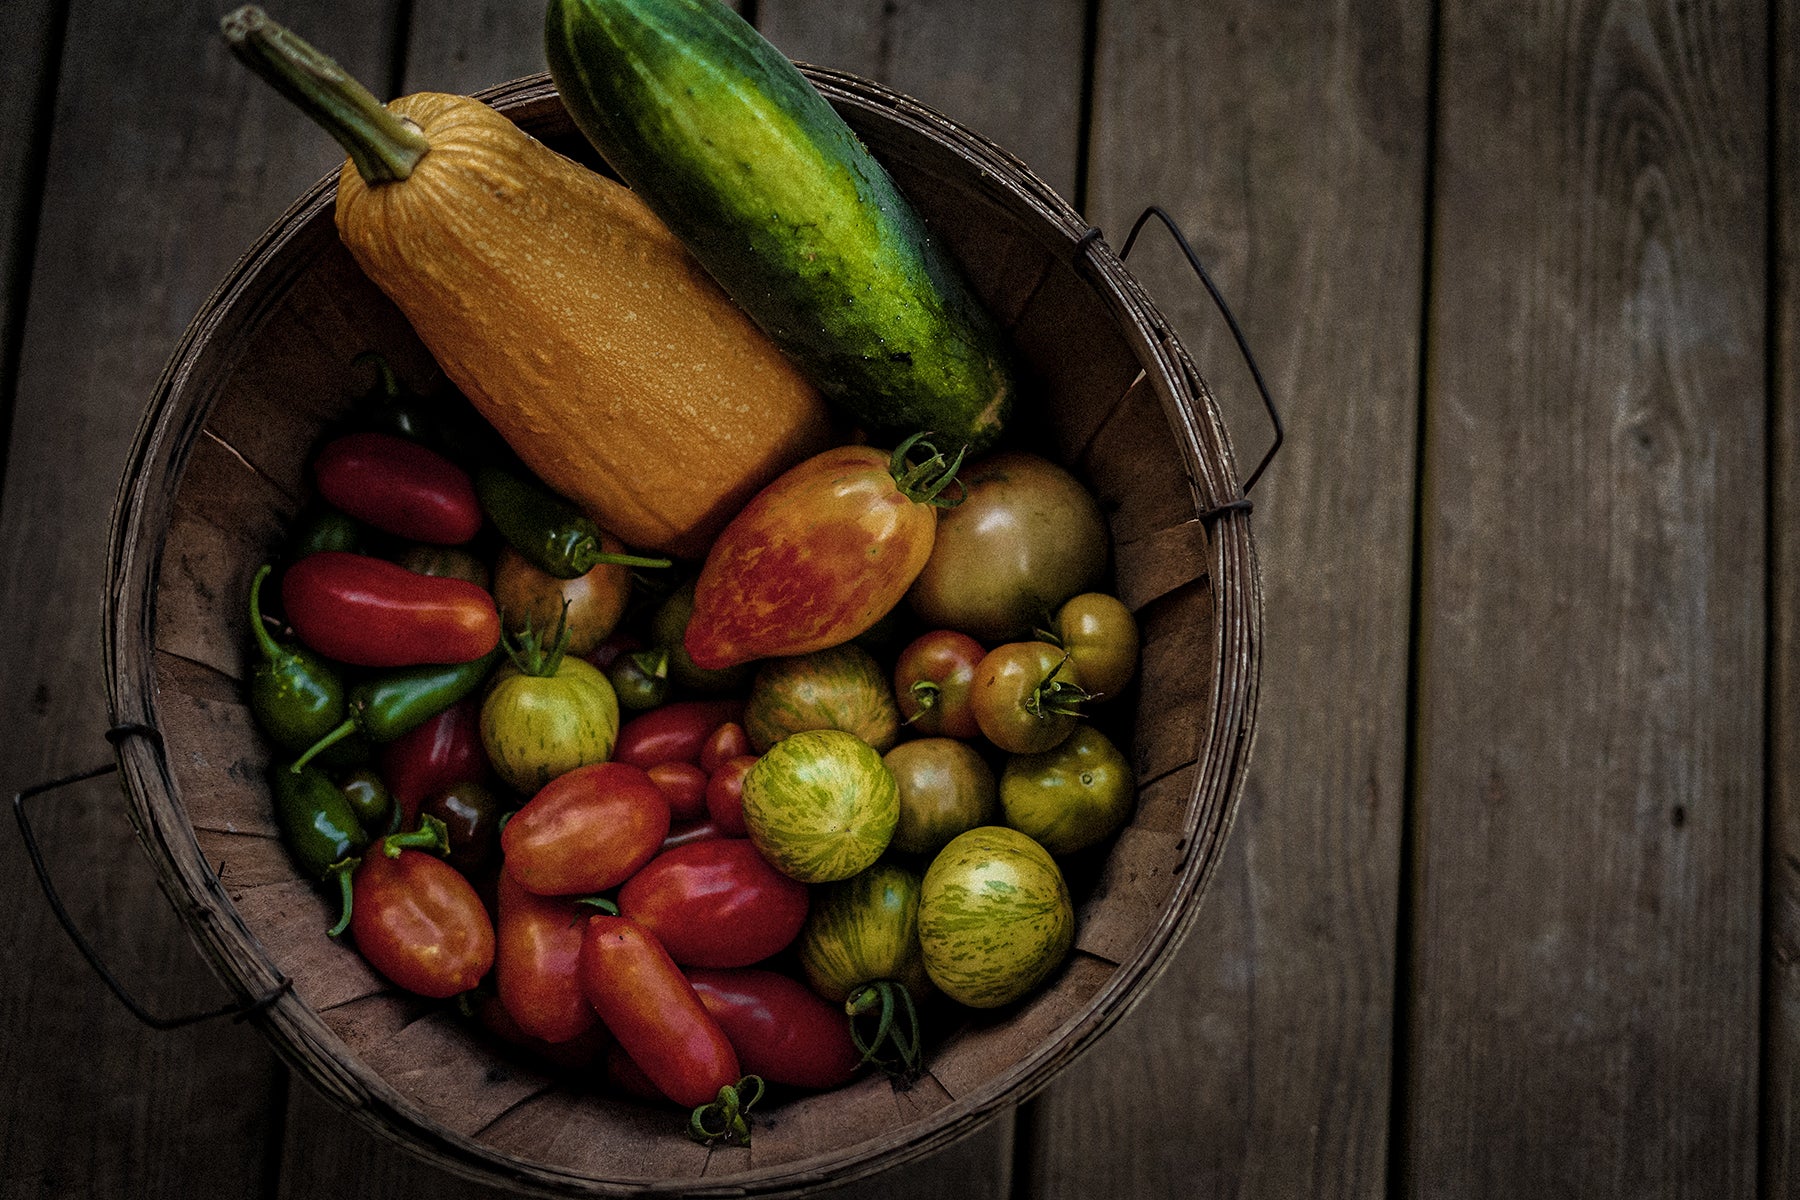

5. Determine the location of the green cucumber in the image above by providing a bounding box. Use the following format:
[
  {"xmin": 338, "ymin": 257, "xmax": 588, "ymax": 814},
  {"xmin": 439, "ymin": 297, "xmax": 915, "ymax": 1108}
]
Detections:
[{"xmin": 544, "ymin": 0, "xmax": 1015, "ymax": 452}]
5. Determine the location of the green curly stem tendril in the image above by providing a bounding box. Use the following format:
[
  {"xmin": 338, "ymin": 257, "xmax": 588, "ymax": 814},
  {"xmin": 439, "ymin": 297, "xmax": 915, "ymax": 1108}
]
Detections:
[
  {"xmin": 688, "ymin": 1075, "xmax": 765, "ymax": 1146},
  {"xmin": 845, "ymin": 981, "xmax": 922, "ymax": 1078}
]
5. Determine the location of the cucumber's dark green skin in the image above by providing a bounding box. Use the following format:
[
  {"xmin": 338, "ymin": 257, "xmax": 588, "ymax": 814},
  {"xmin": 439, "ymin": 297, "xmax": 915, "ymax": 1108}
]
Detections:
[{"xmin": 545, "ymin": 0, "xmax": 1014, "ymax": 452}]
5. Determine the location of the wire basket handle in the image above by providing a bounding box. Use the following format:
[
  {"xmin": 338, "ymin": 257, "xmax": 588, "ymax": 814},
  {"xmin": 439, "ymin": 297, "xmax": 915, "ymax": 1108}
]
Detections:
[
  {"xmin": 1078, "ymin": 205, "xmax": 1285, "ymax": 514},
  {"xmin": 13, "ymin": 723, "xmax": 292, "ymax": 1030}
]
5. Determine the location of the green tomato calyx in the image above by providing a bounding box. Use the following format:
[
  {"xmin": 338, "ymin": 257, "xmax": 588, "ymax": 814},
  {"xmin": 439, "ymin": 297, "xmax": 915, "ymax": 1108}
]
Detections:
[
  {"xmin": 888, "ymin": 432, "xmax": 968, "ymax": 509},
  {"xmin": 846, "ymin": 980, "xmax": 923, "ymax": 1080},
  {"xmin": 502, "ymin": 600, "xmax": 574, "ymax": 678},
  {"xmin": 1024, "ymin": 652, "xmax": 1092, "ymax": 720}
]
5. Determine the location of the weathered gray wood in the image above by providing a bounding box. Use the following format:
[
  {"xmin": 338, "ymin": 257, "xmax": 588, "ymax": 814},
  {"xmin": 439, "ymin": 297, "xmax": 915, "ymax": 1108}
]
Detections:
[
  {"xmin": 1020, "ymin": 0, "xmax": 1429, "ymax": 1195},
  {"xmin": 1766, "ymin": 0, "xmax": 1800, "ymax": 1191},
  {"xmin": 0, "ymin": 0, "xmax": 62, "ymax": 447},
  {"xmin": 0, "ymin": 1, "xmax": 404, "ymax": 1196},
  {"xmin": 1405, "ymin": 2, "xmax": 1766, "ymax": 1195}
]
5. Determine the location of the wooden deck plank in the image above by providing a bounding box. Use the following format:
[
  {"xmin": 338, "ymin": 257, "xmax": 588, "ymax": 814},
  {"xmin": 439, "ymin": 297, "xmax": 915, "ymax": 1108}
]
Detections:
[
  {"xmin": 1765, "ymin": 0, "xmax": 1800, "ymax": 1191},
  {"xmin": 0, "ymin": 0, "xmax": 62, "ymax": 463},
  {"xmin": 1020, "ymin": 1, "xmax": 1430, "ymax": 1195},
  {"xmin": 1404, "ymin": 2, "xmax": 1766, "ymax": 1195},
  {"xmin": 0, "ymin": 1, "xmax": 405, "ymax": 1198}
]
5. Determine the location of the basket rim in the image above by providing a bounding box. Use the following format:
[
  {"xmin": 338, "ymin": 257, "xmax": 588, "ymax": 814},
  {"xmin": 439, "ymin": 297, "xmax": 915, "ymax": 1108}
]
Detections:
[{"xmin": 101, "ymin": 69, "xmax": 1263, "ymax": 1198}]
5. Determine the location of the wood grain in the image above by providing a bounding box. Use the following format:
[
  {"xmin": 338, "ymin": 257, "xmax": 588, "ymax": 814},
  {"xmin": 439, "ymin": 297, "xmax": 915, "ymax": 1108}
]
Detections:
[
  {"xmin": 1767, "ymin": 0, "xmax": 1800, "ymax": 1191},
  {"xmin": 1021, "ymin": 0, "xmax": 1429, "ymax": 1195},
  {"xmin": 0, "ymin": 2, "xmax": 404, "ymax": 1196},
  {"xmin": 1405, "ymin": 2, "xmax": 1765, "ymax": 1195}
]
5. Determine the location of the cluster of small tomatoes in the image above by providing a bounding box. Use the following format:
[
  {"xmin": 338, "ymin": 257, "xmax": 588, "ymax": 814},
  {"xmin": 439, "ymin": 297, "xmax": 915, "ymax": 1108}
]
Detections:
[{"xmin": 248, "ymin": 360, "xmax": 1141, "ymax": 1136}]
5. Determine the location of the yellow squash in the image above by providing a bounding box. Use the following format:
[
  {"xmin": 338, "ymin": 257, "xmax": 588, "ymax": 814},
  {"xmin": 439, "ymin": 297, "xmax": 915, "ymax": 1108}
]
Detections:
[{"xmin": 225, "ymin": 8, "xmax": 830, "ymax": 558}]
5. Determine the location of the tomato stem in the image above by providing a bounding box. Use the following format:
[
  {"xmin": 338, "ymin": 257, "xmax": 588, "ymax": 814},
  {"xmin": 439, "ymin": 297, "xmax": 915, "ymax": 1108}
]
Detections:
[
  {"xmin": 901, "ymin": 679, "xmax": 941, "ymax": 726},
  {"xmin": 1024, "ymin": 651, "xmax": 1092, "ymax": 720},
  {"xmin": 688, "ymin": 1075, "xmax": 765, "ymax": 1146},
  {"xmin": 501, "ymin": 601, "xmax": 574, "ymax": 678},
  {"xmin": 845, "ymin": 980, "xmax": 923, "ymax": 1079},
  {"xmin": 887, "ymin": 432, "xmax": 968, "ymax": 509}
]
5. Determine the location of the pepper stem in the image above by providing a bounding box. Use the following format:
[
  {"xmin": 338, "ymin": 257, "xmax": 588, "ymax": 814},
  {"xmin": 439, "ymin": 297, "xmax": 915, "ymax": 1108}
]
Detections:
[
  {"xmin": 249, "ymin": 564, "xmax": 284, "ymax": 664},
  {"xmin": 383, "ymin": 813, "xmax": 450, "ymax": 858},
  {"xmin": 325, "ymin": 859, "xmax": 358, "ymax": 938},
  {"xmin": 289, "ymin": 715, "xmax": 359, "ymax": 773},
  {"xmin": 220, "ymin": 6, "xmax": 429, "ymax": 185}
]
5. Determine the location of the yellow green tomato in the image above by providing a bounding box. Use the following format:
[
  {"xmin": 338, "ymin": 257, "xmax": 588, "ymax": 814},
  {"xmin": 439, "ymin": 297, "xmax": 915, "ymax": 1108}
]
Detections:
[
  {"xmin": 884, "ymin": 737, "xmax": 998, "ymax": 857},
  {"xmin": 918, "ymin": 826, "xmax": 1073, "ymax": 1008},
  {"xmin": 1000, "ymin": 724, "xmax": 1134, "ymax": 855},
  {"xmin": 480, "ymin": 657, "xmax": 619, "ymax": 793},
  {"xmin": 1053, "ymin": 593, "xmax": 1139, "ymax": 700},
  {"xmin": 742, "ymin": 729, "xmax": 898, "ymax": 883},
  {"xmin": 797, "ymin": 863, "xmax": 932, "ymax": 1004}
]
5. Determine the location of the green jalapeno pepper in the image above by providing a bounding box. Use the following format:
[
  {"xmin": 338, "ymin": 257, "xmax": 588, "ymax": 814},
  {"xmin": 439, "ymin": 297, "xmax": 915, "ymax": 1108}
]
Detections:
[
  {"xmin": 250, "ymin": 565, "xmax": 347, "ymax": 753},
  {"xmin": 474, "ymin": 464, "xmax": 671, "ymax": 579},
  {"xmin": 269, "ymin": 760, "xmax": 369, "ymax": 936},
  {"xmin": 292, "ymin": 648, "xmax": 502, "ymax": 772}
]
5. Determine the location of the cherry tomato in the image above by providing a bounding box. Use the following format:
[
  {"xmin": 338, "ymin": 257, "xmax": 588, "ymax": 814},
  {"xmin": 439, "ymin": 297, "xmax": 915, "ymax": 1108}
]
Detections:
[
  {"xmin": 1000, "ymin": 723, "xmax": 1136, "ymax": 855},
  {"xmin": 492, "ymin": 543, "xmax": 631, "ymax": 657},
  {"xmin": 883, "ymin": 737, "xmax": 999, "ymax": 856},
  {"xmin": 646, "ymin": 760, "xmax": 709, "ymax": 821},
  {"xmin": 379, "ymin": 698, "xmax": 489, "ymax": 829},
  {"xmin": 578, "ymin": 915, "xmax": 740, "ymax": 1108},
  {"xmin": 502, "ymin": 762, "xmax": 670, "ymax": 895},
  {"xmin": 617, "ymin": 839, "xmax": 809, "ymax": 968},
  {"xmin": 607, "ymin": 648, "xmax": 671, "ymax": 712},
  {"xmin": 698, "ymin": 722, "xmax": 751, "ymax": 775},
  {"xmin": 283, "ymin": 551, "xmax": 500, "ymax": 667},
  {"xmin": 685, "ymin": 439, "xmax": 959, "ymax": 669},
  {"xmin": 893, "ymin": 630, "xmax": 985, "ymax": 739},
  {"xmin": 350, "ymin": 845, "xmax": 495, "ymax": 998},
  {"xmin": 704, "ymin": 755, "xmax": 756, "ymax": 836},
  {"xmin": 613, "ymin": 700, "xmax": 744, "ymax": 769},
  {"xmin": 420, "ymin": 780, "xmax": 504, "ymax": 875},
  {"xmin": 495, "ymin": 868, "xmax": 599, "ymax": 1044},
  {"xmin": 313, "ymin": 431, "xmax": 482, "ymax": 545},
  {"xmin": 907, "ymin": 451, "xmax": 1109, "ymax": 641},
  {"xmin": 1053, "ymin": 592, "xmax": 1140, "ymax": 699},
  {"xmin": 969, "ymin": 641, "xmax": 1088, "ymax": 754},
  {"xmin": 688, "ymin": 968, "xmax": 861, "ymax": 1090}
]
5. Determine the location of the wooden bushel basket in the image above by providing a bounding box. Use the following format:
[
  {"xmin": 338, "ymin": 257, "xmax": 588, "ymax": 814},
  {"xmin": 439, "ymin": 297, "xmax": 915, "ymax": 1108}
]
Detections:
[{"xmin": 101, "ymin": 73, "xmax": 1261, "ymax": 1197}]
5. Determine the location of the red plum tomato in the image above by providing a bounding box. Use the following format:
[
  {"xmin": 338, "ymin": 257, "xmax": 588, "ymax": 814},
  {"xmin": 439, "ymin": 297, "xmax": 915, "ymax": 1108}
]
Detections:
[
  {"xmin": 617, "ymin": 839, "xmax": 809, "ymax": 968},
  {"xmin": 501, "ymin": 762, "xmax": 670, "ymax": 895}
]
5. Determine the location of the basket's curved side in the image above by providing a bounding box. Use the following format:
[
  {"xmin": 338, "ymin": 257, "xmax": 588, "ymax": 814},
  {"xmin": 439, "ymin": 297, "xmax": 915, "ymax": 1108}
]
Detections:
[{"xmin": 101, "ymin": 73, "xmax": 1261, "ymax": 1200}]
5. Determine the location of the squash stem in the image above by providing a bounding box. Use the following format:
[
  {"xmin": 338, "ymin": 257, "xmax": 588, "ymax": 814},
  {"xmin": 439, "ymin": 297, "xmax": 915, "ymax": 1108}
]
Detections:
[{"xmin": 220, "ymin": 5, "xmax": 428, "ymax": 185}]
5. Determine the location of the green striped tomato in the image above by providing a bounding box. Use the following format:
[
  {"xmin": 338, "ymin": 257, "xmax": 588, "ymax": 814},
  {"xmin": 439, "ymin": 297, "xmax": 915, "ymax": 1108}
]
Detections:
[
  {"xmin": 741, "ymin": 729, "xmax": 898, "ymax": 883},
  {"xmin": 745, "ymin": 644, "xmax": 901, "ymax": 753},
  {"xmin": 918, "ymin": 826, "xmax": 1073, "ymax": 1008},
  {"xmin": 797, "ymin": 864, "xmax": 932, "ymax": 1004}
]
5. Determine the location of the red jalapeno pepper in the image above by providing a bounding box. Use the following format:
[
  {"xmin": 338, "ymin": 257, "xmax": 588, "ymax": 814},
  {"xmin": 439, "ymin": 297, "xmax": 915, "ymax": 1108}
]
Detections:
[
  {"xmin": 282, "ymin": 551, "xmax": 500, "ymax": 667},
  {"xmin": 379, "ymin": 699, "xmax": 489, "ymax": 828},
  {"xmin": 314, "ymin": 430, "xmax": 483, "ymax": 545},
  {"xmin": 578, "ymin": 915, "xmax": 740, "ymax": 1108}
]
